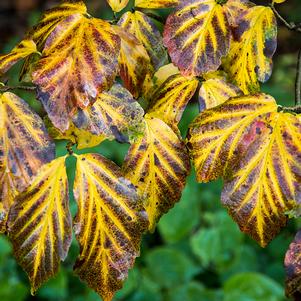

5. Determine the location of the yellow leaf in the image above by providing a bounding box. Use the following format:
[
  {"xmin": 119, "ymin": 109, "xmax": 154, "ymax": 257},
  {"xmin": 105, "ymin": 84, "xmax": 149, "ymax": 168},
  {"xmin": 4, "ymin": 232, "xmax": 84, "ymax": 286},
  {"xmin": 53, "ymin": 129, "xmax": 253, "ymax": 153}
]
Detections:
[
  {"xmin": 0, "ymin": 39, "xmax": 37, "ymax": 75},
  {"xmin": 123, "ymin": 115, "xmax": 190, "ymax": 230},
  {"xmin": 147, "ymin": 75, "xmax": 198, "ymax": 128},
  {"xmin": 273, "ymin": 0, "xmax": 286, "ymax": 3},
  {"xmin": 32, "ymin": 14, "xmax": 121, "ymax": 132},
  {"xmin": 73, "ymin": 153, "xmax": 148, "ymax": 301},
  {"xmin": 153, "ymin": 63, "xmax": 180, "ymax": 88},
  {"xmin": 222, "ymin": 111, "xmax": 301, "ymax": 246},
  {"xmin": 8, "ymin": 156, "xmax": 72, "ymax": 293},
  {"xmin": 0, "ymin": 92, "xmax": 55, "ymax": 212},
  {"xmin": 198, "ymin": 76, "xmax": 241, "ymax": 111},
  {"xmin": 223, "ymin": 6, "xmax": 277, "ymax": 94},
  {"xmin": 187, "ymin": 94, "xmax": 277, "ymax": 182},
  {"xmin": 118, "ymin": 11, "xmax": 168, "ymax": 70},
  {"xmin": 113, "ymin": 26, "xmax": 151, "ymax": 98},
  {"xmin": 107, "ymin": 0, "xmax": 129, "ymax": 12},
  {"xmin": 135, "ymin": 0, "xmax": 179, "ymax": 9},
  {"xmin": 163, "ymin": 0, "xmax": 230, "ymax": 76},
  {"xmin": 223, "ymin": 0, "xmax": 254, "ymax": 26},
  {"xmin": 72, "ymin": 83, "xmax": 145, "ymax": 144}
]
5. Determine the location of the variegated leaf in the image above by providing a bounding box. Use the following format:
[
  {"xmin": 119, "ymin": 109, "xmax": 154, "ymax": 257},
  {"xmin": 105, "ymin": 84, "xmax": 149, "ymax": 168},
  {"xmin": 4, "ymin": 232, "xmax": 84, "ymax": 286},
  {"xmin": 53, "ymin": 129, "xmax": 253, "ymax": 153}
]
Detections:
[
  {"xmin": 285, "ymin": 229, "xmax": 301, "ymax": 299},
  {"xmin": 32, "ymin": 14, "xmax": 121, "ymax": 132},
  {"xmin": 135, "ymin": 0, "xmax": 179, "ymax": 9},
  {"xmin": 187, "ymin": 94, "xmax": 277, "ymax": 182},
  {"xmin": 73, "ymin": 153, "xmax": 148, "ymax": 301},
  {"xmin": 0, "ymin": 92, "xmax": 55, "ymax": 213},
  {"xmin": 147, "ymin": 74, "xmax": 198, "ymax": 128},
  {"xmin": 8, "ymin": 156, "xmax": 72, "ymax": 293},
  {"xmin": 0, "ymin": 39, "xmax": 37, "ymax": 75},
  {"xmin": 113, "ymin": 26, "xmax": 151, "ymax": 98},
  {"xmin": 118, "ymin": 11, "xmax": 168, "ymax": 70},
  {"xmin": 123, "ymin": 115, "xmax": 190, "ymax": 230},
  {"xmin": 223, "ymin": 6, "xmax": 277, "ymax": 94},
  {"xmin": 222, "ymin": 111, "xmax": 301, "ymax": 246},
  {"xmin": 198, "ymin": 76, "xmax": 241, "ymax": 111},
  {"xmin": 72, "ymin": 83, "xmax": 145, "ymax": 144},
  {"xmin": 163, "ymin": 0, "xmax": 230, "ymax": 76},
  {"xmin": 107, "ymin": 0, "xmax": 129, "ymax": 12}
]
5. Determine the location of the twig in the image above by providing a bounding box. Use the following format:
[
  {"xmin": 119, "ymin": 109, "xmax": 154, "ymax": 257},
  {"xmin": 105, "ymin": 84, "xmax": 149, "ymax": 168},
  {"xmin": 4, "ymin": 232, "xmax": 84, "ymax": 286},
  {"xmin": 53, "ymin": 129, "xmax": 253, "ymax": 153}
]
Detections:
[
  {"xmin": 278, "ymin": 105, "xmax": 301, "ymax": 114},
  {"xmin": 270, "ymin": 4, "xmax": 301, "ymax": 32},
  {"xmin": 0, "ymin": 85, "xmax": 36, "ymax": 92},
  {"xmin": 296, "ymin": 49, "xmax": 301, "ymax": 106}
]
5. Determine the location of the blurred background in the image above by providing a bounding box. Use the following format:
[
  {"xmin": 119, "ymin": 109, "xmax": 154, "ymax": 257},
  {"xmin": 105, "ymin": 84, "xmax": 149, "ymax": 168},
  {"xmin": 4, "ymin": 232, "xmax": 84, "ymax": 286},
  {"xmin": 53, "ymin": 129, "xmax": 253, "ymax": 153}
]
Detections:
[{"xmin": 1, "ymin": 0, "xmax": 301, "ymax": 300}]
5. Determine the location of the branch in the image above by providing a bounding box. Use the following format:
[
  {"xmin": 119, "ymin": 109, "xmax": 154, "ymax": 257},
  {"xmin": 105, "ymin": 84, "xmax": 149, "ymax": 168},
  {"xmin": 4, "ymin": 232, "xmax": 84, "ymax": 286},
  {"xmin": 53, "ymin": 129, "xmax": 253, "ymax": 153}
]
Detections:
[
  {"xmin": 0, "ymin": 85, "xmax": 37, "ymax": 93},
  {"xmin": 270, "ymin": 4, "xmax": 301, "ymax": 33},
  {"xmin": 296, "ymin": 49, "xmax": 301, "ymax": 106},
  {"xmin": 278, "ymin": 105, "xmax": 301, "ymax": 114}
]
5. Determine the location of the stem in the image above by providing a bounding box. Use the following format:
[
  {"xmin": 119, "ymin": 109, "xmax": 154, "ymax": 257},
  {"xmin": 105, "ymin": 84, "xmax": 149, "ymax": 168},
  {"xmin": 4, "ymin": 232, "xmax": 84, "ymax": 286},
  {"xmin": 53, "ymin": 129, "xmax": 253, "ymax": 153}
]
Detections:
[
  {"xmin": 296, "ymin": 49, "xmax": 301, "ymax": 105},
  {"xmin": 0, "ymin": 85, "xmax": 36, "ymax": 92},
  {"xmin": 278, "ymin": 105, "xmax": 301, "ymax": 114},
  {"xmin": 270, "ymin": 4, "xmax": 301, "ymax": 32},
  {"xmin": 66, "ymin": 141, "xmax": 75, "ymax": 156}
]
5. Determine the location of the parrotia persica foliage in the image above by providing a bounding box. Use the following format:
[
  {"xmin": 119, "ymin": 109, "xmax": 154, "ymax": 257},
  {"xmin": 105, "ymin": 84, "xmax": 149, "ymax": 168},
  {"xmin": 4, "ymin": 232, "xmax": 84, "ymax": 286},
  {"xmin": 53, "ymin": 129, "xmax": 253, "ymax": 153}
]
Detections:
[{"xmin": 0, "ymin": 0, "xmax": 300, "ymax": 300}]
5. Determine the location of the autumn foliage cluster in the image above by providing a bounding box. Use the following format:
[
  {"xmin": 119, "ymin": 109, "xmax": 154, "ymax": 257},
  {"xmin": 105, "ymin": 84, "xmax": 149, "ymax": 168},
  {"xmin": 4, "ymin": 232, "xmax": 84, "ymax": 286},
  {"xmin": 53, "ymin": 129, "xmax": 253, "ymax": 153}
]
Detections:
[{"xmin": 0, "ymin": 0, "xmax": 301, "ymax": 300}]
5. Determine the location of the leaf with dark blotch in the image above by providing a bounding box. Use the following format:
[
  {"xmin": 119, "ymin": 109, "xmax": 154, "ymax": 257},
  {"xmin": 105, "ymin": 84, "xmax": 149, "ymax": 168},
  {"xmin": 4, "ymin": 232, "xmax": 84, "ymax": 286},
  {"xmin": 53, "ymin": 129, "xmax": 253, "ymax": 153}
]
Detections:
[
  {"xmin": 123, "ymin": 114, "xmax": 190, "ymax": 230},
  {"xmin": 285, "ymin": 229, "xmax": 301, "ymax": 300},
  {"xmin": 0, "ymin": 39, "xmax": 37, "ymax": 75},
  {"xmin": 198, "ymin": 76, "xmax": 241, "ymax": 112},
  {"xmin": 113, "ymin": 26, "xmax": 151, "ymax": 98},
  {"xmin": 135, "ymin": 0, "xmax": 179, "ymax": 9},
  {"xmin": 72, "ymin": 83, "xmax": 145, "ymax": 144},
  {"xmin": 107, "ymin": 0, "xmax": 129, "ymax": 12},
  {"xmin": 222, "ymin": 111, "xmax": 301, "ymax": 247},
  {"xmin": 147, "ymin": 74, "xmax": 198, "ymax": 128},
  {"xmin": 187, "ymin": 94, "xmax": 277, "ymax": 182},
  {"xmin": 163, "ymin": 0, "xmax": 230, "ymax": 77},
  {"xmin": 223, "ymin": 6, "xmax": 277, "ymax": 94},
  {"xmin": 8, "ymin": 156, "xmax": 72, "ymax": 294},
  {"xmin": 118, "ymin": 11, "xmax": 168, "ymax": 71},
  {"xmin": 32, "ymin": 14, "xmax": 121, "ymax": 132},
  {"xmin": 0, "ymin": 92, "xmax": 55, "ymax": 214},
  {"xmin": 73, "ymin": 154, "xmax": 148, "ymax": 301}
]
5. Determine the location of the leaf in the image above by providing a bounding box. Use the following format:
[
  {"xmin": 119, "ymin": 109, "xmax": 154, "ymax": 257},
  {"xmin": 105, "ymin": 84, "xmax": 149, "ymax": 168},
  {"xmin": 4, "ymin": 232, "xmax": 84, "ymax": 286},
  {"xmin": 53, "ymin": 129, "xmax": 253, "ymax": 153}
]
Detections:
[
  {"xmin": 73, "ymin": 153, "xmax": 148, "ymax": 301},
  {"xmin": 198, "ymin": 76, "xmax": 241, "ymax": 112},
  {"xmin": 163, "ymin": 0, "xmax": 230, "ymax": 76},
  {"xmin": 123, "ymin": 115, "xmax": 190, "ymax": 230},
  {"xmin": 72, "ymin": 83, "xmax": 145, "ymax": 144},
  {"xmin": 118, "ymin": 11, "xmax": 168, "ymax": 70},
  {"xmin": 273, "ymin": 0, "xmax": 286, "ymax": 3},
  {"xmin": 223, "ymin": 6, "xmax": 277, "ymax": 94},
  {"xmin": 107, "ymin": 0, "xmax": 129, "ymax": 12},
  {"xmin": 135, "ymin": 0, "xmax": 179, "ymax": 9},
  {"xmin": 222, "ymin": 110, "xmax": 301, "ymax": 246},
  {"xmin": 187, "ymin": 94, "xmax": 277, "ymax": 182},
  {"xmin": 0, "ymin": 92, "xmax": 55, "ymax": 211},
  {"xmin": 45, "ymin": 117, "xmax": 105, "ymax": 150},
  {"xmin": 0, "ymin": 39, "xmax": 37, "ymax": 75},
  {"xmin": 285, "ymin": 229, "xmax": 301, "ymax": 299},
  {"xmin": 32, "ymin": 14, "xmax": 121, "ymax": 132},
  {"xmin": 8, "ymin": 156, "xmax": 72, "ymax": 294},
  {"xmin": 147, "ymin": 74, "xmax": 198, "ymax": 128},
  {"xmin": 153, "ymin": 63, "xmax": 180, "ymax": 88},
  {"xmin": 113, "ymin": 26, "xmax": 151, "ymax": 98}
]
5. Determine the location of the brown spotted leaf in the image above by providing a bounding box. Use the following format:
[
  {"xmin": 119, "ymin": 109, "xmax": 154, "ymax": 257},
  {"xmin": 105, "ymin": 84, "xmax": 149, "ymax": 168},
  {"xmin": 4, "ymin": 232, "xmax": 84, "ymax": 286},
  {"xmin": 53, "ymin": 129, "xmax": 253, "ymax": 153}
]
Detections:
[
  {"xmin": 285, "ymin": 229, "xmax": 301, "ymax": 299},
  {"xmin": 0, "ymin": 92, "xmax": 55, "ymax": 212},
  {"xmin": 8, "ymin": 156, "xmax": 72, "ymax": 293},
  {"xmin": 135, "ymin": 0, "xmax": 179, "ymax": 9},
  {"xmin": 198, "ymin": 75, "xmax": 241, "ymax": 112},
  {"xmin": 123, "ymin": 114, "xmax": 190, "ymax": 230},
  {"xmin": 0, "ymin": 39, "xmax": 37, "ymax": 75},
  {"xmin": 107, "ymin": 0, "xmax": 129, "ymax": 12},
  {"xmin": 32, "ymin": 14, "xmax": 121, "ymax": 132},
  {"xmin": 187, "ymin": 94, "xmax": 277, "ymax": 182},
  {"xmin": 113, "ymin": 26, "xmax": 151, "ymax": 98},
  {"xmin": 72, "ymin": 83, "xmax": 145, "ymax": 144},
  {"xmin": 147, "ymin": 74, "xmax": 198, "ymax": 128},
  {"xmin": 223, "ymin": 5, "xmax": 277, "ymax": 94},
  {"xmin": 222, "ymin": 111, "xmax": 301, "ymax": 247},
  {"xmin": 73, "ymin": 153, "xmax": 148, "ymax": 301},
  {"xmin": 163, "ymin": 0, "xmax": 230, "ymax": 76},
  {"xmin": 118, "ymin": 11, "xmax": 168, "ymax": 71}
]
